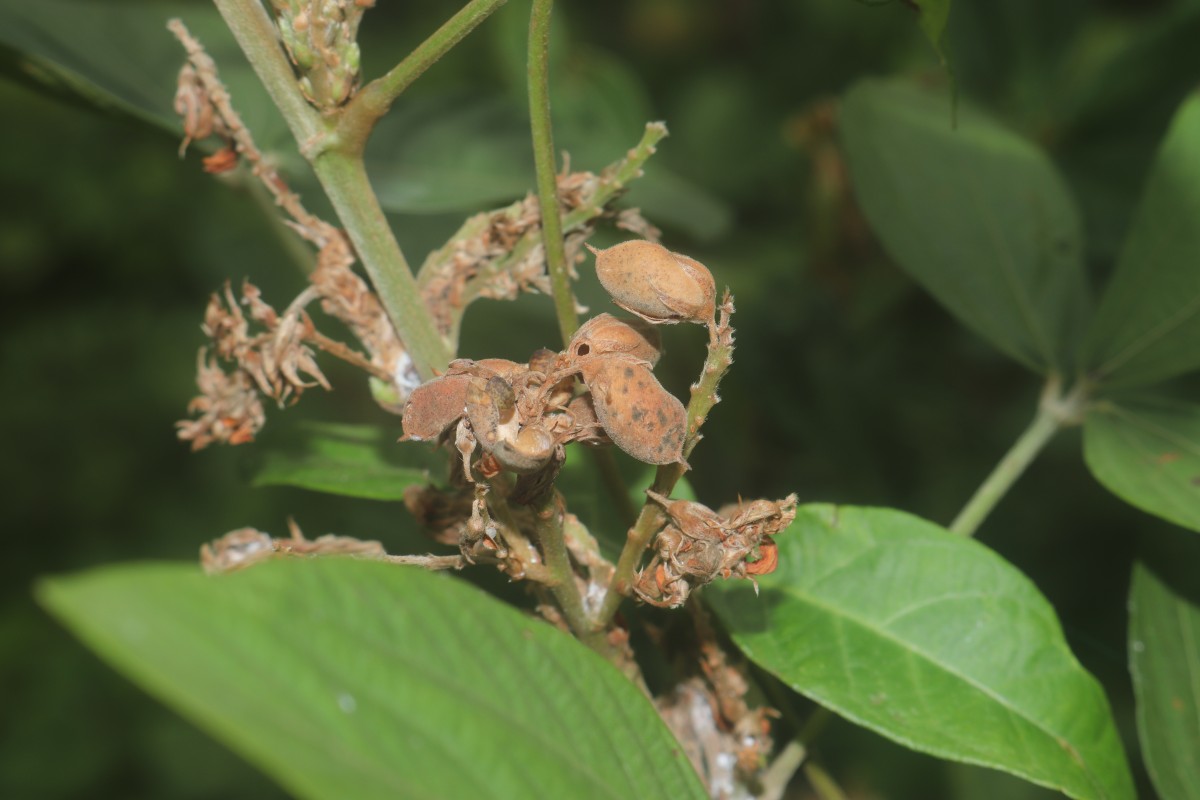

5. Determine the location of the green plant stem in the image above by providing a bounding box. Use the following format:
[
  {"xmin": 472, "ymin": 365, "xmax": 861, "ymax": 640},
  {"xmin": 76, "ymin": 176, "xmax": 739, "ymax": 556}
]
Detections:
[
  {"xmin": 310, "ymin": 152, "xmax": 453, "ymax": 378},
  {"xmin": 433, "ymin": 122, "xmax": 668, "ymax": 347},
  {"xmin": 594, "ymin": 298, "xmax": 736, "ymax": 627},
  {"xmin": 527, "ymin": 0, "xmax": 578, "ymax": 344},
  {"xmin": 340, "ymin": 0, "xmax": 507, "ymax": 154},
  {"xmin": 212, "ymin": 0, "xmax": 323, "ymax": 146},
  {"xmin": 759, "ymin": 740, "xmax": 807, "ymax": 800},
  {"xmin": 531, "ymin": 492, "xmax": 591, "ymax": 636},
  {"xmin": 803, "ymin": 762, "xmax": 849, "ymax": 800},
  {"xmin": 214, "ymin": 0, "xmax": 454, "ymax": 379},
  {"xmin": 949, "ymin": 375, "xmax": 1090, "ymax": 537}
]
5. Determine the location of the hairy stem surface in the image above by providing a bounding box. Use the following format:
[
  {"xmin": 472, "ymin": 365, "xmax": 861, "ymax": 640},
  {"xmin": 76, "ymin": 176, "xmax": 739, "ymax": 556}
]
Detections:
[
  {"xmin": 527, "ymin": 0, "xmax": 578, "ymax": 344},
  {"xmin": 341, "ymin": 0, "xmax": 507, "ymax": 153},
  {"xmin": 594, "ymin": 297, "xmax": 736, "ymax": 627}
]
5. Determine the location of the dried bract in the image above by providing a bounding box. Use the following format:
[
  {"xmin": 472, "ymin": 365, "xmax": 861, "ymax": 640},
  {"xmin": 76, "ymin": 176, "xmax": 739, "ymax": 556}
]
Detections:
[
  {"xmin": 401, "ymin": 374, "xmax": 471, "ymax": 442},
  {"xmin": 589, "ymin": 240, "xmax": 716, "ymax": 325}
]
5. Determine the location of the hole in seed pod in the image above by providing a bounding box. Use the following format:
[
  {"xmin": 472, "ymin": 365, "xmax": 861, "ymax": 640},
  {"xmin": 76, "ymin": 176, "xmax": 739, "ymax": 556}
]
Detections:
[{"xmin": 576, "ymin": 344, "xmax": 590, "ymax": 356}]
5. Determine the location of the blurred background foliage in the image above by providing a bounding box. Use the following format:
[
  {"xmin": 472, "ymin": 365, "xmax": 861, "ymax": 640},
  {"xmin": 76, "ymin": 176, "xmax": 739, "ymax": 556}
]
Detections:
[{"xmin": 2, "ymin": 0, "xmax": 1198, "ymax": 797}]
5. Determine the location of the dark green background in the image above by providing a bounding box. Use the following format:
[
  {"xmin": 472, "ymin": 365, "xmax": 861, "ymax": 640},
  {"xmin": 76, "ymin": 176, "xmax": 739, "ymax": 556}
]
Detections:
[{"xmin": 2, "ymin": 0, "xmax": 1194, "ymax": 797}]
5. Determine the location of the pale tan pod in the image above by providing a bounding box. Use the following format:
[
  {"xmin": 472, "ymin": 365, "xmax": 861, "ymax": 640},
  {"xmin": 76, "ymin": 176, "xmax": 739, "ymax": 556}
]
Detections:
[
  {"xmin": 590, "ymin": 240, "xmax": 716, "ymax": 324},
  {"xmin": 568, "ymin": 313, "xmax": 662, "ymax": 365},
  {"xmin": 401, "ymin": 373, "xmax": 471, "ymax": 441},
  {"xmin": 580, "ymin": 357, "xmax": 686, "ymax": 465}
]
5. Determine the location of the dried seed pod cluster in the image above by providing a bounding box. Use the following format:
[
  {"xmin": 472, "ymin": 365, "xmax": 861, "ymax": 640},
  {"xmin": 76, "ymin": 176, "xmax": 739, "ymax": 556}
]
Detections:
[
  {"xmin": 401, "ymin": 310, "xmax": 691, "ymax": 469},
  {"xmin": 633, "ymin": 491, "xmax": 798, "ymax": 608}
]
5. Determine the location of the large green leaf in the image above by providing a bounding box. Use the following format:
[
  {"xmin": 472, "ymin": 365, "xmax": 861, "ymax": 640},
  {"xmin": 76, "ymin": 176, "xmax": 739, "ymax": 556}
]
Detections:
[
  {"xmin": 251, "ymin": 422, "xmax": 439, "ymax": 501},
  {"xmin": 0, "ymin": 0, "xmax": 727, "ymax": 237},
  {"xmin": 0, "ymin": 0, "xmax": 292, "ymax": 152},
  {"xmin": 840, "ymin": 79, "xmax": 1088, "ymax": 373},
  {"xmin": 707, "ymin": 504, "xmax": 1133, "ymax": 800},
  {"xmin": 1129, "ymin": 561, "xmax": 1200, "ymax": 800},
  {"xmin": 1085, "ymin": 94, "xmax": 1200, "ymax": 387},
  {"xmin": 39, "ymin": 558, "xmax": 707, "ymax": 800},
  {"xmin": 1083, "ymin": 397, "xmax": 1200, "ymax": 532}
]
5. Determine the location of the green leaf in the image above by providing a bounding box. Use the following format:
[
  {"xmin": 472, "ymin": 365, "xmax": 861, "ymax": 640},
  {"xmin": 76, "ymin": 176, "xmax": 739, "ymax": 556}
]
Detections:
[
  {"xmin": 251, "ymin": 423, "xmax": 437, "ymax": 501},
  {"xmin": 0, "ymin": 0, "xmax": 292, "ymax": 152},
  {"xmin": 1130, "ymin": 561, "xmax": 1200, "ymax": 800},
  {"xmin": 1085, "ymin": 94, "xmax": 1200, "ymax": 387},
  {"xmin": 840, "ymin": 79, "xmax": 1088, "ymax": 373},
  {"xmin": 39, "ymin": 558, "xmax": 707, "ymax": 800},
  {"xmin": 707, "ymin": 504, "xmax": 1133, "ymax": 800},
  {"xmin": 1084, "ymin": 398, "xmax": 1200, "ymax": 532}
]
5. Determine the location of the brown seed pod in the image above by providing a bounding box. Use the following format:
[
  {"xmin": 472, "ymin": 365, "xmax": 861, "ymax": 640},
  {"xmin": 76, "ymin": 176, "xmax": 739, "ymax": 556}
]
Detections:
[
  {"xmin": 581, "ymin": 357, "xmax": 686, "ymax": 465},
  {"xmin": 589, "ymin": 240, "xmax": 716, "ymax": 325},
  {"xmin": 568, "ymin": 313, "xmax": 662, "ymax": 366},
  {"xmin": 401, "ymin": 373, "xmax": 471, "ymax": 441}
]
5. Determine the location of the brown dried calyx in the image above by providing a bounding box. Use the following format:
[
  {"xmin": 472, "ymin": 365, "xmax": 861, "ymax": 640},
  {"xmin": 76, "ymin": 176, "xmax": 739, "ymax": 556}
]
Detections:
[
  {"xmin": 589, "ymin": 240, "xmax": 716, "ymax": 325},
  {"xmin": 633, "ymin": 491, "xmax": 798, "ymax": 608}
]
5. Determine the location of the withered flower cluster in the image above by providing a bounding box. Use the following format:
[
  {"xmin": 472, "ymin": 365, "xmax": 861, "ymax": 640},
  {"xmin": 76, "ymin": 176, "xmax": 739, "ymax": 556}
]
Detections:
[
  {"xmin": 634, "ymin": 491, "xmax": 798, "ymax": 609},
  {"xmin": 177, "ymin": 282, "xmax": 329, "ymax": 450},
  {"xmin": 418, "ymin": 170, "xmax": 661, "ymax": 340}
]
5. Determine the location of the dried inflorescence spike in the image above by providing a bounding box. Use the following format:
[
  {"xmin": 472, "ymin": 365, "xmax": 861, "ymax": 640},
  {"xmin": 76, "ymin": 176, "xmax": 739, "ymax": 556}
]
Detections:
[
  {"xmin": 633, "ymin": 492, "xmax": 798, "ymax": 608},
  {"xmin": 588, "ymin": 240, "xmax": 716, "ymax": 325},
  {"xmin": 178, "ymin": 281, "xmax": 338, "ymax": 450},
  {"xmin": 200, "ymin": 521, "xmax": 385, "ymax": 575}
]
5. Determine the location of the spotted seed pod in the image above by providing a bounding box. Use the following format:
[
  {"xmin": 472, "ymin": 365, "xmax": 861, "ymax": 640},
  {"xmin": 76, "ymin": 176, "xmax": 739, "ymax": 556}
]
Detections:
[
  {"xmin": 401, "ymin": 373, "xmax": 471, "ymax": 441},
  {"xmin": 568, "ymin": 313, "xmax": 662, "ymax": 367},
  {"xmin": 589, "ymin": 240, "xmax": 716, "ymax": 325},
  {"xmin": 580, "ymin": 358, "xmax": 686, "ymax": 465}
]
